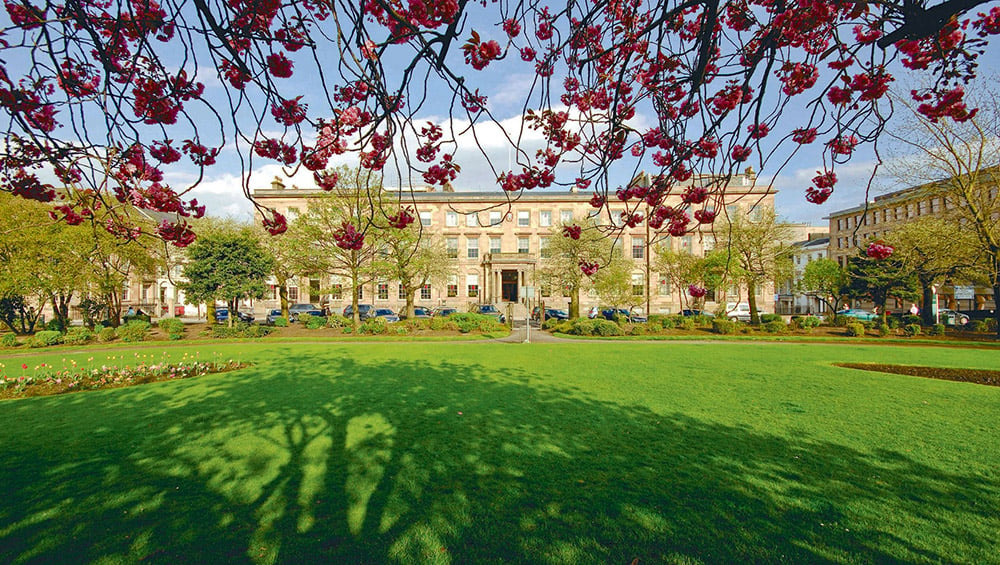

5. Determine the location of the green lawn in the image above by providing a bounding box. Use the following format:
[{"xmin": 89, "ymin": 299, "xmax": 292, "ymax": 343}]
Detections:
[{"xmin": 2, "ymin": 342, "xmax": 999, "ymax": 564}]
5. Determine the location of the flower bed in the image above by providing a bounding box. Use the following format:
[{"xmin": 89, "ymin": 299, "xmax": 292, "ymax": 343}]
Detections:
[{"xmin": 0, "ymin": 357, "xmax": 247, "ymax": 399}]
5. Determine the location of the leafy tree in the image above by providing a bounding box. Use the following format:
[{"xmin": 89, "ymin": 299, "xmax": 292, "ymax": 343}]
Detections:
[
  {"xmin": 381, "ymin": 229, "xmax": 454, "ymax": 319},
  {"xmin": 83, "ymin": 221, "xmax": 164, "ymax": 327},
  {"xmin": 888, "ymin": 217, "xmax": 981, "ymax": 325},
  {"xmin": 294, "ymin": 166, "xmax": 390, "ymax": 325},
  {"xmin": 799, "ymin": 258, "xmax": 848, "ymax": 314},
  {"xmin": 654, "ymin": 247, "xmax": 733, "ymax": 311},
  {"xmin": 715, "ymin": 207, "xmax": 794, "ymax": 323},
  {"xmin": 256, "ymin": 223, "xmax": 312, "ymax": 319},
  {"xmin": 886, "ymin": 90, "xmax": 1000, "ymax": 335},
  {"xmin": 2, "ymin": 1, "xmax": 996, "ymax": 242},
  {"xmin": 592, "ymin": 255, "xmax": 640, "ymax": 314},
  {"xmin": 844, "ymin": 253, "xmax": 920, "ymax": 323},
  {"xmin": 536, "ymin": 220, "xmax": 613, "ymax": 319},
  {"xmin": 179, "ymin": 229, "xmax": 273, "ymax": 327}
]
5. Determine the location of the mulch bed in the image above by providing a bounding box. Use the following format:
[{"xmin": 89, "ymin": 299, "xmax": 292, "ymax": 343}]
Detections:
[{"xmin": 835, "ymin": 363, "xmax": 1000, "ymax": 387}]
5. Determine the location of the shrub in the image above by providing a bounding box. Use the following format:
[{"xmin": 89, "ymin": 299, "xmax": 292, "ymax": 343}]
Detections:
[
  {"xmin": 117, "ymin": 320, "xmax": 150, "ymax": 342},
  {"xmin": 1, "ymin": 333, "xmax": 17, "ymax": 347},
  {"xmin": 712, "ymin": 318, "xmax": 737, "ymax": 335},
  {"xmin": 359, "ymin": 316, "xmax": 388, "ymax": 335},
  {"xmin": 206, "ymin": 323, "xmax": 272, "ymax": 339},
  {"xmin": 648, "ymin": 314, "xmax": 671, "ymax": 329},
  {"xmin": 592, "ymin": 319, "xmax": 624, "ymax": 336},
  {"xmin": 972, "ymin": 320, "xmax": 989, "ymax": 333},
  {"xmin": 929, "ymin": 324, "xmax": 946, "ymax": 336},
  {"xmin": 791, "ymin": 316, "xmax": 821, "ymax": 331},
  {"xmin": 541, "ymin": 317, "xmax": 562, "ymax": 331},
  {"xmin": 62, "ymin": 327, "xmax": 95, "ymax": 345},
  {"xmin": 403, "ymin": 318, "xmax": 430, "ymax": 332},
  {"xmin": 325, "ymin": 314, "xmax": 352, "ymax": 328},
  {"xmin": 273, "ymin": 316, "xmax": 288, "ymax": 327},
  {"xmin": 845, "ymin": 322, "xmax": 866, "ymax": 337},
  {"xmin": 902, "ymin": 315, "xmax": 922, "ymax": 326},
  {"xmin": 987, "ymin": 318, "xmax": 998, "ymax": 333},
  {"xmin": 305, "ymin": 315, "xmax": 327, "ymax": 330},
  {"xmin": 763, "ymin": 320, "xmax": 787, "ymax": 334},
  {"xmin": 157, "ymin": 318, "xmax": 185, "ymax": 340},
  {"xmin": 876, "ymin": 322, "xmax": 891, "ymax": 337},
  {"xmin": 98, "ymin": 326, "xmax": 117, "ymax": 342},
  {"xmin": 674, "ymin": 317, "xmax": 695, "ymax": 331},
  {"xmin": 393, "ymin": 325, "xmax": 409, "ymax": 335},
  {"xmin": 428, "ymin": 316, "xmax": 446, "ymax": 331},
  {"xmin": 450, "ymin": 313, "xmax": 503, "ymax": 334},
  {"xmin": 903, "ymin": 323, "xmax": 921, "ymax": 337},
  {"xmin": 627, "ymin": 324, "xmax": 647, "ymax": 336},
  {"xmin": 44, "ymin": 318, "xmax": 66, "ymax": 332},
  {"xmin": 29, "ymin": 330, "xmax": 63, "ymax": 348},
  {"xmin": 827, "ymin": 314, "xmax": 850, "ymax": 327},
  {"xmin": 759, "ymin": 313, "xmax": 782, "ymax": 324}
]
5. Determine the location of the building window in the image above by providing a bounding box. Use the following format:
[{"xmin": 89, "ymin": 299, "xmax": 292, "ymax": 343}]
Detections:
[
  {"xmin": 681, "ymin": 236, "xmax": 692, "ymax": 251},
  {"xmin": 632, "ymin": 237, "xmax": 644, "ymax": 259},
  {"xmin": 420, "ymin": 211, "xmax": 432, "ymax": 226},
  {"xmin": 918, "ymin": 200, "xmax": 928, "ymax": 215},
  {"xmin": 466, "ymin": 213, "xmax": 478, "ymax": 227},
  {"xmin": 658, "ymin": 278, "xmax": 670, "ymax": 296},
  {"xmin": 489, "ymin": 211, "xmax": 502, "ymax": 226},
  {"xmin": 331, "ymin": 284, "xmax": 343, "ymax": 300},
  {"xmin": 518, "ymin": 237, "xmax": 530, "ymax": 254},
  {"xmin": 421, "ymin": 284, "xmax": 431, "ymax": 300},
  {"xmin": 398, "ymin": 284, "xmax": 406, "ymax": 299},
  {"xmin": 122, "ymin": 284, "xmax": 130, "ymax": 301},
  {"xmin": 447, "ymin": 275, "xmax": 458, "ymax": 297},
  {"xmin": 560, "ymin": 210, "xmax": 573, "ymax": 224},
  {"xmin": 611, "ymin": 210, "xmax": 623, "ymax": 227},
  {"xmin": 931, "ymin": 198, "xmax": 941, "ymax": 213},
  {"xmin": 540, "ymin": 210, "xmax": 552, "ymax": 227},
  {"xmin": 490, "ymin": 237, "xmax": 501, "ymax": 254},
  {"xmin": 467, "ymin": 237, "xmax": 479, "ymax": 258},
  {"xmin": 446, "ymin": 211, "xmax": 458, "ymax": 227},
  {"xmin": 446, "ymin": 237, "xmax": 458, "ymax": 258},
  {"xmin": 632, "ymin": 273, "xmax": 644, "ymax": 297},
  {"xmin": 378, "ymin": 283, "xmax": 389, "ymax": 300},
  {"xmin": 517, "ymin": 210, "xmax": 530, "ymax": 227},
  {"xmin": 540, "ymin": 237, "xmax": 551, "ymax": 258},
  {"xmin": 288, "ymin": 286, "xmax": 299, "ymax": 301},
  {"xmin": 269, "ymin": 284, "xmax": 279, "ymax": 300},
  {"xmin": 467, "ymin": 274, "xmax": 479, "ymax": 297}
]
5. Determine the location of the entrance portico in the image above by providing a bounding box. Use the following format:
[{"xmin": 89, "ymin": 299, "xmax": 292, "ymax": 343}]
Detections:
[{"xmin": 482, "ymin": 253, "xmax": 536, "ymax": 305}]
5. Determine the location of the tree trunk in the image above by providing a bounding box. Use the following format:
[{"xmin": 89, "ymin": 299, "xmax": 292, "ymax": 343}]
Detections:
[
  {"xmin": 921, "ymin": 283, "xmax": 936, "ymax": 326},
  {"xmin": 279, "ymin": 284, "xmax": 289, "ymax": 319},
  {"xmin": 569, "ymin": 284, "xmax": 580, "ymax": 319},
  {"xmin": 993, "ymin": 280, "xmax": 1000, "ymax": 340},
  {"xmin": 747, "ymin": 281, "xmax": 759, "ymax": 324},
  {"xmin": 404, "ymin": 286, "xmax": 415, "ymax": 319},
  {"xmin": 351, "ymin": 270, "xmax": 361, "ymax": 326},
  {"xmin": 228, "ymin": 298, "xmax": 236, "ymax": 328}
]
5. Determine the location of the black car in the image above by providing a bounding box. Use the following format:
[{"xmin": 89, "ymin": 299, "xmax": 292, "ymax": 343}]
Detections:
[
  {"xmin": 265, "ymin": 309, "xmax": 284, "ymax": 325},
  {"xmin": 432, "ymin": 307, "xmax": 458, "ymax": 318},
  {"xmin": 405, "ymin": 307, "xmax": 432, "ymax": 319},
  {"xmin": 214, "ymin": 308, "xmax": 254, "ymax": 324},
  {"xmin": 287, "ymin": 303, "xmax": 322, "ymax": 322},
  {"xmin": 473, "ymin": 304, "xmax": 505, "ymax": 323},
  {"xmin": 600, "ymin": 308, "xmax": 647, "ymax": 323},
  {"xmin": 343, "ymin": 304, "xmax": 374, "ymax": 321},
  {"xmin": 681, "ymin": 309, "xmax": 714, "ymax": 317},
  {"xmin": 531, "ymin": 307, "xmax": 569, "ymax": 321}
]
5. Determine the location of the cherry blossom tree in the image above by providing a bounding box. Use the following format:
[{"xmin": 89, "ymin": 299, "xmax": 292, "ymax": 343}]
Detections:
[{"xmin": 3, "ymin": 0, "xmax": 999, "ymax": 252}]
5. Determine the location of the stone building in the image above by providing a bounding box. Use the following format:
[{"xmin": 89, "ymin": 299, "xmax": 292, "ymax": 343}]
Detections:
[{"xmin": 252, "ymin": 171, "xmax": 777, "ymax": 318}]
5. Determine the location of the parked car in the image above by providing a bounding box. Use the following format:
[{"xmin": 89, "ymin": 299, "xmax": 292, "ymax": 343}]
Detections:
[
  {"xmin": 214, "ymin": 308, "xmax": 254, "ymax": 324},
  {"xmin": 531, "ymin": 307, "xmax": 569, "ymax": 321},
  {"xmin": 937, "ymin": 309, "xmax": 970, "ymax": 326},
  {"xmin": 287, "ymin": 303, "xmax": 321, "ymax": 322},
  {"xmin": 473, "ymin": 304, "xmax": 506, "ymax": 323},
  {"xmin": 725, "ymin": 302, "xmax": 752, "ymax": 322},
  {"xmin": 265, "ymin": 309, "xmax": 284, "ymax": 325},
  {"xmin": 431, "ymin": 307, "xmax": 458, "ymax": 318},
  {"xmin": 403, "ymin": 307, "xmax": 432, "ymax": 319},
  {"xmin": 599, "ymin": 308, "xmax": 647, "ymax": 323},
  {"xmin": 681, "ymin": 309, "xmax": 714, "ymax": 317},
  {"xmin": 836, "ymin": 308, "xmax": 877, "ymax": 321},
  {"xmin": 342, "ymin": 303, "xmax": 374, "ymax": 321},
  {"xmin": 370, "ymin": 308, "xmax": 400, "ymax": 322}
]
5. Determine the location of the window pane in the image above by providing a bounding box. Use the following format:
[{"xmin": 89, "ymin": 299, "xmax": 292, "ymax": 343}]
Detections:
[
  {"xmin": 446, "ymin": 212, "xmax": 458, "ymax": 227},
  {"xmin": 419, "ymin": 211, "xmax": 432, "ymax": 226},
  {"xmin": 518, "ymin": 237, "xmax": 529, "ymax": 254},
  {"xmin": 540, "ymin": 210, "xmax": 552, "ymax": 227},
  {"xmin": 466, "ymin": 213, "xmax": 478, "ymax": 227}
]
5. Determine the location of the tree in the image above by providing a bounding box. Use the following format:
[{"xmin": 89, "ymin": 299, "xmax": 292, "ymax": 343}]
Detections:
[
  {"xmin": 654, "ymin": 247, "xmax": 732, "ymax": 311},
  {"xmin": 381, "ymin": 229, "xmax": 454, "ymax": 319},
  {"xmin": 536, "ymin": 220, "xmax": 612, "ymax": 319},
  {"xmin": 179, "ymin": 229, "xmax": 273, "ymax": 327},
  {"xmin": 715, "ymin": 207, "xmax": 794, "ymax": 324},
  {"xmin": 2, "ymin": 1, "xmax": 997, "ymax": 244},
  {"xmin": 845, "ymin": 252, "xmax": 920, "ymax": 323},
  {"xmin": 888, "ymin": 217, "xmax": 981, "ymax": 325},
  {"xmin": 83, "ymin": 220, "xmax": 164, "ymax": 327},
  {"xmin": 294, "ymin": 166, "xmax": 390, "ymax": 325},
  {"xmin": 256, "ymin": 223, "xmax": 312, "ymax": 319},
  {"xmin": 885, "ymin": 91, "xmax": 1000, "ymax": 336},
  {"xmin": 799, "ymin": 258, "xmax": 848, "ymax": 315},
  {"xmin": 591, "ymin": 255, "xmax": 640, "ymax": 314}
]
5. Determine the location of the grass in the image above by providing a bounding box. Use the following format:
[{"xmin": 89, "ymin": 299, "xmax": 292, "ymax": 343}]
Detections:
[{"xmin": 1, "ymin": 342, "xmax": 999, "ymax": 564}]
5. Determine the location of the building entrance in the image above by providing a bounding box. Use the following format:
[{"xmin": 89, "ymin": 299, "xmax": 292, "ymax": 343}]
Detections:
[{"xmin": 501, "ymin": 270, "xmax": 518, "ymax": 302}]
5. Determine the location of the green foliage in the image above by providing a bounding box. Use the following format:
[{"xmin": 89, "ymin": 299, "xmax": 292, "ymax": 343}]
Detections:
[
  {"xmin": 98, "ymin": 326, "xmax": 117, "ymax": 342},
  {"xmin": 429, "ymin": 316, "xmax": 446, "ymax": 331},
  {"xmin": 876, "ymin": 322, "xmax": 892, "ymax": 337},
  {"xmin": 903, "ymin": 324, "xmax": 922, "ymax": 337},
  {"xmin": 179, "ymin": 229, "xmax": 273, "ymax": 309},
  {"xmin": 972, "ymin": 320, "xmax": 989, "ymax": 333},
  {"xmin": 791, "ymin": 316, "xmax": 822, "ymax": 331},
  {"xmin": 449, "ymin": 313, "xmax": 503, "ymax": 334},
  {"xmin": 627, "ymin": 324, "xmax": 647, "ymax": 336},
  {"xmin": 298, "ymin": 314, "xmax": 327, "ymax": 329},
  {"xmin": 62, "ymin": 327, "xmax": 95, "ymax": 345},
  {"xmin": 29, "ymin": 330, "xmax": 63, "ymax": 348},
  {"xmin": 762, "ymin": 320, "xmax": 787, "ymax": 334},
  {"xmin": 44, "ymin": 318, "xmax": 66, "ymax": 332},
  {"xmin": 902, "ymin": 315, "xmax": 922, "ymax": 326},
  {"xmin": 759, "ymin": 313, "xmax": 782, "ymax": 323},
  {"xmin": 827, "ymin": 314, "xmax": 850, "ymax": 327},
  {"xmin": 157, "ymin": 318, "xmax": 185, "ymax": 340},
  {"xmin": 206, "ymin": 323, "xmax": 272, "ymax": 339},
  {"xmin": 564, "ymin": 318, "xmax": 623, "ymax": 336},
  {"xmin": 845, "ymin": 322, "xmax": 866, "ymax": 337},
  {"xmin": 674, "ymin": 316, "xmax": 695, "ymax": 330},
  {"xmin": 542, "ymin": 317, "xmax": 563, "ymax": 331},
  {"xmin": 712, "ymin": 318, "xmax": 737, "ymax": 335},
  {"xmin": 402, "ymin": 319, "xmax": 430, "ymax": 332},
  {"xmin": 117, "ymin": 320, "xmax": 150, "ymax": 343},
  {"xmin": 930, "ymin": 324, "xmax": 946, "ymax": 336},
  {"xmin": 647, "ymin": 314, "xmax": 672, "ymax": 329},
  {"xmin": 987, "ymin": 318, "xmax": 998, "ymax": 333},
  {"xmin": 273, "ymin": 316, "xmax": 289, "ymax": 327},
  {"xmin": 358, "ymin": 317, "xmax": 388, "ymax": 335},
  {"xmin": 0, "ymin": 333, "xmax": 17, "ymax": 347}
]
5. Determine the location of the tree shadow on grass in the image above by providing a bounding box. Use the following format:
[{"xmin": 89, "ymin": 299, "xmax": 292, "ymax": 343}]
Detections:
[{"xmin": 1, "ymin": 354, "xmax": 997, "ymax": 564}]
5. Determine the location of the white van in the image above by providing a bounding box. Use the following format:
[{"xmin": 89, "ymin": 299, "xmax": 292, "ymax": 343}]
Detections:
[{"xmin": 725, "ymin": 302, "xmax": 752, "ymax": 322}]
